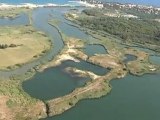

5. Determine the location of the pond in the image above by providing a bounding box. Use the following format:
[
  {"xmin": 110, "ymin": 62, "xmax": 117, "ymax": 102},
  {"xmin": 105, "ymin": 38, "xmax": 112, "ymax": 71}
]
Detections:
[
  {"xmin": 84, "ymin": 44, "xmax": 107, "ymax": 56},
  {"xmin": 123, "ymin": 54, "xmax": 137, "ymax": 63},
  {"xmin": 23, "ymin": 60, "xmax": 109, "ymax": 100},
  {"xmin": 149, "ymin": 55, "xmax": 160, "ymax": 65}
]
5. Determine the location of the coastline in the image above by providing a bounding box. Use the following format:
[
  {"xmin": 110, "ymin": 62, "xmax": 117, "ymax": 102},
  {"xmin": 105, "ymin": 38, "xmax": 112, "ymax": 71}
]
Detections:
[
  {"xmin": 0, "ymin": 0, "xmax": 160, "ymax": 10},
  {"xmin": 0, "ymin": 1, "xmax": 94, "ymax": 10}
]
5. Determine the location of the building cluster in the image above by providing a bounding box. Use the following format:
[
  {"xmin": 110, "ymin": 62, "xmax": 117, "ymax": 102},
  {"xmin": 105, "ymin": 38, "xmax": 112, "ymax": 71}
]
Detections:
[{"xmin": 81, "ymin": 0, "xmax": 160, "ymax": 14}]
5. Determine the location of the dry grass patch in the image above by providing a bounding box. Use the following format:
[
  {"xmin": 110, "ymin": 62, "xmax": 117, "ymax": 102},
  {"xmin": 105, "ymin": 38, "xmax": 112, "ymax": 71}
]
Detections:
[
  {"xmin": 0, "ymin": 25, "xmax": 51, "ymax": 70},
  {"xmin": 88, "ymin": 54, "xmax": 121, "ymax": 68},
  {"xmin": 0, "ymin": 78, "xmax": 47, "ymax": 120},
  {"xmin": 0, "ymin": 8, "xmax": 31, "ymax": 18}
]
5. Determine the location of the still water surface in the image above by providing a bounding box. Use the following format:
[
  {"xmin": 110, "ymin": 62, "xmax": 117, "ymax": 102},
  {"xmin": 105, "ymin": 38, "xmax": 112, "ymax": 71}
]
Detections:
[
  {"xmin": 44, "ymin": 74, "xmax": 160, "ymax": 120},
  {"xmin": 0, "ymin": 13, "xmax": 29, "ymax": 26},
  {"xmin": 23, "ymin": 60, "xmax": 108, "ymax": 100},
  {"xmin": 149, "ymin": 55, "xmax": 160, "ymax": 65},
  {"xmin": 84, "ymin": 44, "xmax": 107, "ymax": 56}
]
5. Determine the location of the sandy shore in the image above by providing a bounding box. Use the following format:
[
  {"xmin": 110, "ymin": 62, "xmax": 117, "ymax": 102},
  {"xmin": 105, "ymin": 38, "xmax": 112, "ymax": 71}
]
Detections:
[
  {"xmin": 0, "ymin": 3, "xmax": 38, "ymax": 9},
  {"xmin": 76, "ymin": 1, "xmax": 96, "ymax": 7},
  {"xmin": 0, "ymin": 3, "xmax": 64, "ymax": 9}
]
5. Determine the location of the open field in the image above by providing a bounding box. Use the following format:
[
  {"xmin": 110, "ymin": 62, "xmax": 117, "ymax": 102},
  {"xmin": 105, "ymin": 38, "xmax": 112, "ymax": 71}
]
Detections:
[{"xmin": 0, "ymin": 25, "xmax": 51, "ymax": 70}]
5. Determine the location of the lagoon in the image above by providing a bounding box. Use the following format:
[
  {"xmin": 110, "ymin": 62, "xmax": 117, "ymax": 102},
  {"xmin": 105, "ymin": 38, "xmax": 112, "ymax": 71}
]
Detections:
[{"xmin": 44, "ymin": 73, "xmax": 160, "ymax": 120}]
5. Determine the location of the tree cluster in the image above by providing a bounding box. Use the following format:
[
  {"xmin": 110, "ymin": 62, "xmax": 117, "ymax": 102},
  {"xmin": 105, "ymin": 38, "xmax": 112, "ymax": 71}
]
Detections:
[
  {"xmin": 77, "ymin": 9, "xmax": 160, "ymax": 45},
  {"xmin": 0, "ymin": 44, "xmax": 17, "ymax": 49}
]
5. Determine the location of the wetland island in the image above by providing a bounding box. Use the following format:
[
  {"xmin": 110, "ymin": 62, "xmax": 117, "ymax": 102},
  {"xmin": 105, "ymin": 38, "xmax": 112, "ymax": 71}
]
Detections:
[{"xmin": 0, "ymin": 0, "xmax": 160, "ymax": 120}]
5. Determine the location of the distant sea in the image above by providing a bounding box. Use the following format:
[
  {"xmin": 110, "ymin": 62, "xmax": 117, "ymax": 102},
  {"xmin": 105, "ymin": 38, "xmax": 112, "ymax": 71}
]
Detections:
[
  {"xmin": 0, "ymin": 0, "xmax": 160, "ymax": 7},
  {"xmin": 0, "ymin": 0, "xmax": 81, "ymax": 5}
]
